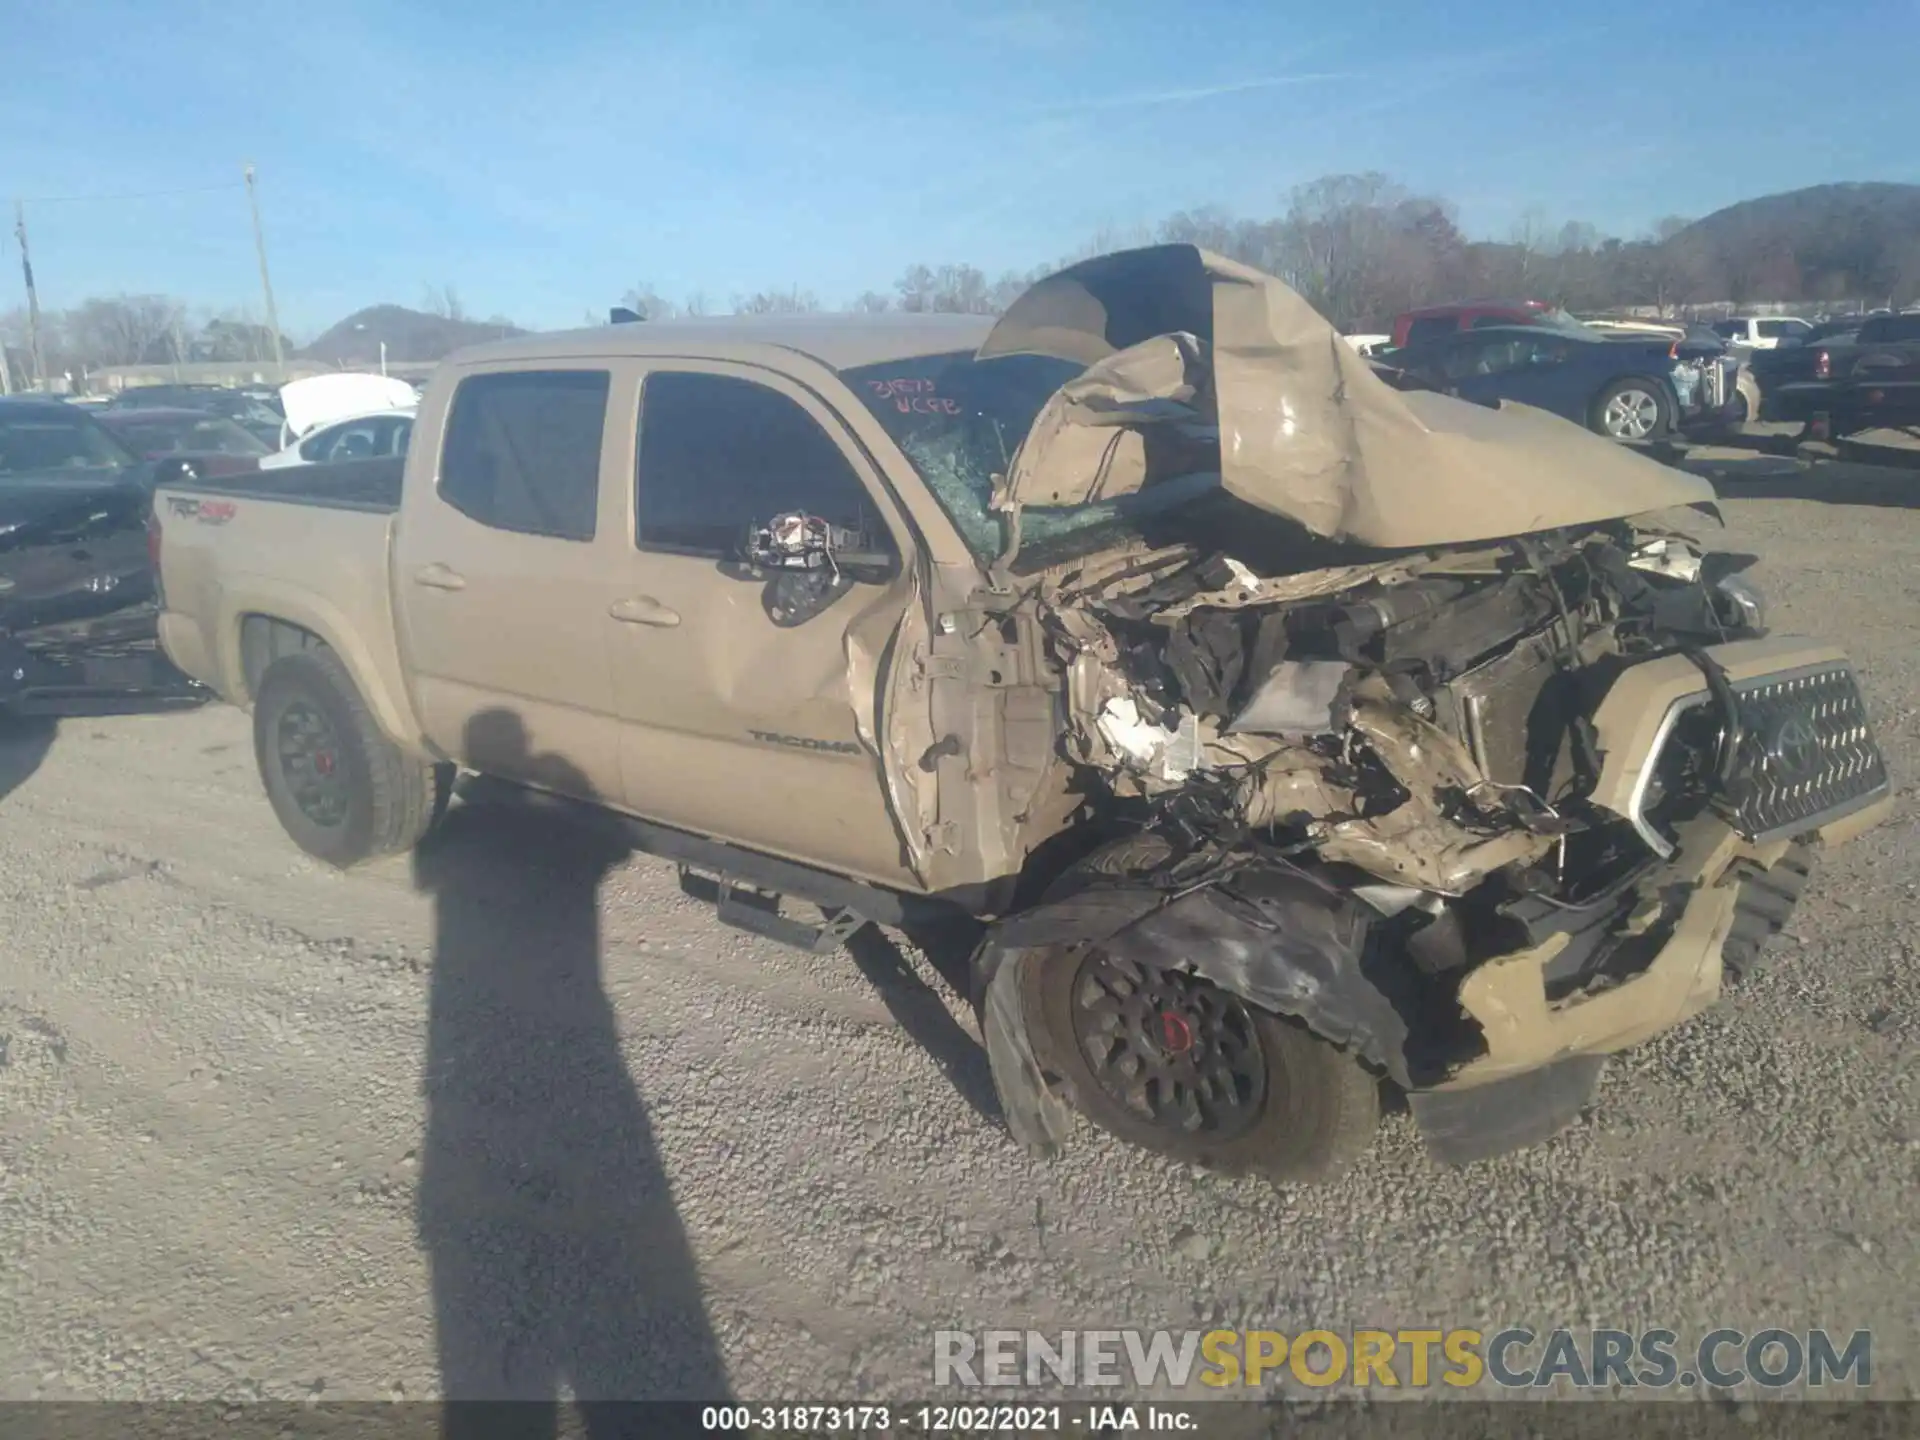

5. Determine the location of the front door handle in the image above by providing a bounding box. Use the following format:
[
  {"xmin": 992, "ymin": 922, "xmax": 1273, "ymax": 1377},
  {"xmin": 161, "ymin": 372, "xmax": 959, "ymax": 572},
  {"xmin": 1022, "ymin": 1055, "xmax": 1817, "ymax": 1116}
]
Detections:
[
  {"xmin": 609, "ymin": 595, "xmax": 681, "ymax": 628},
  {"xmin": 414, "ymin": 563, "xmax": 467, "ymax": 591}
]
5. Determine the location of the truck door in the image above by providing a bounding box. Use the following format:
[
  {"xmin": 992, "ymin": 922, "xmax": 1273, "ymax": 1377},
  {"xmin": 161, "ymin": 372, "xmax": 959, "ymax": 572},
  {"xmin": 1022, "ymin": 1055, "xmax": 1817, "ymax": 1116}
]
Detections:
[
  {"xmin": 390, "ymin": 361, "xmax": 635, "ymax": 801},
  {"xmin": 603, "ymin": 362, "xmax": 921, "ymax": 890},
  {"xmin": 1446, "ymin": 333, "xmax": 1578, "ymax": 416}
]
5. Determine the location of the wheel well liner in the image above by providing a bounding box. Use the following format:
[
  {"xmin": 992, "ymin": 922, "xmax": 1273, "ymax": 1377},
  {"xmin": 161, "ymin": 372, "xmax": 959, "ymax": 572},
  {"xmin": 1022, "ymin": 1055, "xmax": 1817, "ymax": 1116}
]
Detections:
[{"xmin": 239, "ymin": 614, "xmax": 326, "ymax": 700}]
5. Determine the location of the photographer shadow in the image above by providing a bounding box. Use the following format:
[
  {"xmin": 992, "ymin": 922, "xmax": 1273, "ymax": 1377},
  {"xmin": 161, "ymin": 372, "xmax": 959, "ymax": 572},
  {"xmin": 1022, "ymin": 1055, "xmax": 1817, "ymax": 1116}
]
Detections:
[
  {"xmin": 0, "ymin": 713, "xmax": 56, "ymax": 808},
  {"xmin": 412, "ymin": 709, "xmax": 730, "ymax": 1433}
]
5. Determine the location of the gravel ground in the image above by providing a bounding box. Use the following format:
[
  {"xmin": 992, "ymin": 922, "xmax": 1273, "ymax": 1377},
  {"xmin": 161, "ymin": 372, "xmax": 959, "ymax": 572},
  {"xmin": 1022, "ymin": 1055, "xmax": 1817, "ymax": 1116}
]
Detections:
[{"xmin": 1, "ymin": 453, "xmax": 1916, "ymax": 1407}]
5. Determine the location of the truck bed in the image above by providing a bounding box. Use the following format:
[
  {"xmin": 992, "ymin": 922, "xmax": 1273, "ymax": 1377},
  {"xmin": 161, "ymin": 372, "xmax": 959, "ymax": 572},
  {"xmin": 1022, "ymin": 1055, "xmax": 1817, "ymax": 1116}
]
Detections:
[
  {"xmin": 151, "ymin": 459, "xmax": 410, "ymax": 723},
  {"xmin": 185, "ymin": 455, "xmax": 404, "ymax": 513}
]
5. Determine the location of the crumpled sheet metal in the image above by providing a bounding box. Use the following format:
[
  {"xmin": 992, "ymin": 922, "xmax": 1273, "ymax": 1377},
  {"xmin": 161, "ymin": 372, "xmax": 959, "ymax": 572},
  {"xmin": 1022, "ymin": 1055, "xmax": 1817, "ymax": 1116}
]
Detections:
[
  {"xmin": 971, "ymin": 862, "xmax": 1440, "ymax": 1145},
  {"xmin": 999, "ymin": 333, "xmax": 1211, "ymax": 509},
  {"xmin": 971, "ymin": 888, "xmax": 1170, "ymax": 1156},
  {"xmin": 981, "ymin": 243, "xmax": 1715, "ymax": 550}
]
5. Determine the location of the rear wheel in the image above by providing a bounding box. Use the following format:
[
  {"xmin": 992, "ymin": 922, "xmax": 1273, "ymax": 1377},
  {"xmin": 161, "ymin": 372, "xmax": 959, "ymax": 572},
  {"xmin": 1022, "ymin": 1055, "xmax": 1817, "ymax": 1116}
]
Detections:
[
  {"xmin": 253, "ymin": 646, "xmax": 451, "ymax": 868},
  {"xmin": 1023, "ymin": 942, "xmax": 1379, "ymax": 1183},
  {"xmin": 1593, "ymin": 378, "xmax": 1672, "ymax": 441}
]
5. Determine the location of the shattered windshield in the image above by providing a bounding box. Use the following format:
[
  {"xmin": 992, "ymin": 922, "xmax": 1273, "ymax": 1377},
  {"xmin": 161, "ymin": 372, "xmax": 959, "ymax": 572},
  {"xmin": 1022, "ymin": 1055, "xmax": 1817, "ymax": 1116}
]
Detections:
[
  {"xmin": 843, "ymin": 350, "xmax": 1213, "ymax": 564},
  {"xmin": 842, "ymin": 351, "xmax": 1077, "ymax": 557}
]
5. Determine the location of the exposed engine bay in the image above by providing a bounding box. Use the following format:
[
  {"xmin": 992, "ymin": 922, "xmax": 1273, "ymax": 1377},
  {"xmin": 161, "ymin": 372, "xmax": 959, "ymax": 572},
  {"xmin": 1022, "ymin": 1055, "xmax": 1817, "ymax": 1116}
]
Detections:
[{"xmin": 1034, "ymin": 515, "xmax": 1772, "ymax": 998}]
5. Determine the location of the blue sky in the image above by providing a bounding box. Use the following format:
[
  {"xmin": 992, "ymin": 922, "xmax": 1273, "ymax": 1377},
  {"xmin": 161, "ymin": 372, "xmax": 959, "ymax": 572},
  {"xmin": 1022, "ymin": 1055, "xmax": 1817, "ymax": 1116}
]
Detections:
[{"xmin": 4, "ymin": 0, "xmax": 1916, "ymax": 339}]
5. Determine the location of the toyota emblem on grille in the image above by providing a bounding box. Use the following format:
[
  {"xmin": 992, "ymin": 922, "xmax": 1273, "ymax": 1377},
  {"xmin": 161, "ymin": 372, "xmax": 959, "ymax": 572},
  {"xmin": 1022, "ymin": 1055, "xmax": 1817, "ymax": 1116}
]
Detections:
[{"xmin": 1764, "ymin": 714, "xmax": 1819, "ymax": 772}]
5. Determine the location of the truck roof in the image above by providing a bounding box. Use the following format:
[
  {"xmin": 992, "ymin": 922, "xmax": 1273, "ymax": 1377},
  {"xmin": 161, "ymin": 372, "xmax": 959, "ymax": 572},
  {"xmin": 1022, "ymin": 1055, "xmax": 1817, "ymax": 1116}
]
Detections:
[{"xmin": 446, "ymin": 312, "xmax": 999, "ymax": 373}]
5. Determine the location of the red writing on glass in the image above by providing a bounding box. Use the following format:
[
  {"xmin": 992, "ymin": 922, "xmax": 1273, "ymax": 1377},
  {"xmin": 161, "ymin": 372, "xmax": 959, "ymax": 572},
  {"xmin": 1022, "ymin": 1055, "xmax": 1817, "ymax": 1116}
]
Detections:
[{"xmin": 866, "ymin": 377, "xmax": 936, "ymax": 399}]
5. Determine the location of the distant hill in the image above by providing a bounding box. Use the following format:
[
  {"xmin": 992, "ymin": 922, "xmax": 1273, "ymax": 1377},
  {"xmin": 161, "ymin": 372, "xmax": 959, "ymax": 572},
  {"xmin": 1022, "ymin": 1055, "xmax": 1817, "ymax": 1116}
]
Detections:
[
  {"xmin": 301, "ymin": 305, "xmax": 528, "ymax": 366},
  {"xmin": 1668, "ymin": 182, "xmax": 1920, "ymax": 303}
]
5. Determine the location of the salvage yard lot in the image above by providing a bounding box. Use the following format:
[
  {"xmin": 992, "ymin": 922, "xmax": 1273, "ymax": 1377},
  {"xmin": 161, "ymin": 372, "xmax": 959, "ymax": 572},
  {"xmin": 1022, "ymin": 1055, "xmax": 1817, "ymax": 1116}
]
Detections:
[{"xmin": 2, "ymin": 454, "xmax": 1917, "ymax": 1402}]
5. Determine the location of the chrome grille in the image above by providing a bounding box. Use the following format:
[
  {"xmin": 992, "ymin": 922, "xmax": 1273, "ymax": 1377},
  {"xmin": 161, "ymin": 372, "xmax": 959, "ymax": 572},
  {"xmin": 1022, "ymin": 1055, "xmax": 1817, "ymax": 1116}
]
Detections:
[{"xmin": 1717, "ymin": 664, "xmax": 1889, "ymax": 843}]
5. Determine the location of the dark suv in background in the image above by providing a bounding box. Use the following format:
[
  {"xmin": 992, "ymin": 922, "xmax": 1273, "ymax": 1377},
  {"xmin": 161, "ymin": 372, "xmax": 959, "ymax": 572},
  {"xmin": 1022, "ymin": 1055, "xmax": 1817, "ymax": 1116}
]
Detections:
[{"xmin": 0, "ymin": 396, "xmax": 209, "ymax": 715}]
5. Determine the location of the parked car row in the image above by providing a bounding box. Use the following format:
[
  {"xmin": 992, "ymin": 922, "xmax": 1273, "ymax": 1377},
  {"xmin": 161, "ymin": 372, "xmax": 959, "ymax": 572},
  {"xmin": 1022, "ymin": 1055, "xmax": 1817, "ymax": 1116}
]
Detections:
[
  {"xmin": 103, "ymin": 382, "xmax": 287, "ymax": 447},
  {"xmin": 1746, "ymin": 311, "xmax": 1920, "ymax": 437},
  {"xmin": 1359, "ymin": 301, "xmax": 1745, "ymax": 442},
  {"xmin": 0, "ymin": 396, "xmax": 212, "ymax": 714}
]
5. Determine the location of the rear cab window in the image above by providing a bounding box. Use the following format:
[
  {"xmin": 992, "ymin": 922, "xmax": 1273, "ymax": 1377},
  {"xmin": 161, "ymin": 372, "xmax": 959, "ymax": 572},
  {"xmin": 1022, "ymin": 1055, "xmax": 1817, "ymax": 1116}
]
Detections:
[{"xmin": 438, "ymin": 371, "xmax": 610, "ymax": 541}]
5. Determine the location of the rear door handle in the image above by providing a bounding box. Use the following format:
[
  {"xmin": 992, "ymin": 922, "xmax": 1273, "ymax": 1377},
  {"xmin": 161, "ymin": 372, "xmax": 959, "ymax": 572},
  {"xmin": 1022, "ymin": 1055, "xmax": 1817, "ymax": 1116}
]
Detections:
[
  {"xmin": 414, "ymin": 563, "xmax": 467, "ymax": 591},
  {"xmin": 609, "ymin": 595, "xmax": 681, "ymax": 628}
]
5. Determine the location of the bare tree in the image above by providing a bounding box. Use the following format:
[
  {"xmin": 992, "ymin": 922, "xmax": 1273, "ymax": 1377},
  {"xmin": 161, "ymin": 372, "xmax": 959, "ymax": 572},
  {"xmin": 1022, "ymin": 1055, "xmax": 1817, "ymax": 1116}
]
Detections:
[
  {"xmin": 850, "ymin": 290, "xmax": 893, "ymax": 313},
  {"xmin": 195, "ymin": 308, "xmax": 288, "ymax": 363},
  {"xmin": 421, "ymin": 284, "xmax": 467, "ymax": 321},
  {"xmin": 1268, "ymin": 173, "xmax": 1442, "ymax": 330},
  {"xmin": 894, "ymin": 264, "xmax": 938, "ymax": 313},
  {"xmin": 731, "ymin": 286, "xmax": 820, "ymax": 315},
  {"xmin": 892, "ymin": 263, "xmax": 1007, "ymax": 314},
  {"xmin": 621, "ymin": 284, "xmax": 679, "ymax": 322},
  {"xmin": 64, "ymin": 295, "xmax": 187, "ymax": 367}
]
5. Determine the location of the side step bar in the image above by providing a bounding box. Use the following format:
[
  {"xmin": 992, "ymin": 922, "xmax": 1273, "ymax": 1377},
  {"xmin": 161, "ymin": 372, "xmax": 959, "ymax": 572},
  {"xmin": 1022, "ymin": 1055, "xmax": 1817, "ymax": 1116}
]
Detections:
[
  {"xmin": 705, "ymin": 871, "xmax": 872, "ymax": 954},
  {"xmin": 453, "ymin": 773, "xmax": 997, "ymax": 954}
]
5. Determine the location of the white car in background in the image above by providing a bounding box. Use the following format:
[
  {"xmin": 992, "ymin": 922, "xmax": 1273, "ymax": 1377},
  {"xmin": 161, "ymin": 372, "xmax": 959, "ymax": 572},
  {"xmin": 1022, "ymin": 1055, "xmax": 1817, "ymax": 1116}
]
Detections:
[
  {"xmin": 1342, "ymin": 332, "xmax": 1394, "ymax": 357},
  {"xmin": 258, "ymin": 408, "xmax": 416, "ymax": 470},
  {"xmin": 259, "ymin": 372, "xmax": 419, "ymax": 470},
  {"xmin": 1708, "ymin": 315, "xmax": 1815, "ymax": 350}
]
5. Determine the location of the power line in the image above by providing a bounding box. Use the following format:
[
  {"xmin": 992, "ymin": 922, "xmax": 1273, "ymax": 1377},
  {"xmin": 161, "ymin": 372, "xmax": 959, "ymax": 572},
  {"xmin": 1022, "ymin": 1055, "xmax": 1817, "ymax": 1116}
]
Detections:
[{"xmin": 14, "ymin": 182, "xmax": 245, "ymax": 205}]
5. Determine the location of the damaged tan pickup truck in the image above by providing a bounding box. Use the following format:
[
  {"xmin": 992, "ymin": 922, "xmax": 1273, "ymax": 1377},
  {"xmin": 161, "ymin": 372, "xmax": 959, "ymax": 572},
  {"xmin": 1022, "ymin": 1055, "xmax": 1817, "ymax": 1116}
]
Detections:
[{"xmin": 149, "ymin": 245, "xmax": 1892, "ymax": 1179}]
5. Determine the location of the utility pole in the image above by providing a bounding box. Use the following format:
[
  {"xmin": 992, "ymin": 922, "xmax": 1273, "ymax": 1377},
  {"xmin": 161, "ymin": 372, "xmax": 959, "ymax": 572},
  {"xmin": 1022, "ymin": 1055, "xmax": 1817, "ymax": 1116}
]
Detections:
[
  {"xmin": 14, "ymin": 200, "xmax": 46, "ymax": 390},
  {"xmin": 244, "ymin": 164, "xmax": 286, "ymax": 376}
]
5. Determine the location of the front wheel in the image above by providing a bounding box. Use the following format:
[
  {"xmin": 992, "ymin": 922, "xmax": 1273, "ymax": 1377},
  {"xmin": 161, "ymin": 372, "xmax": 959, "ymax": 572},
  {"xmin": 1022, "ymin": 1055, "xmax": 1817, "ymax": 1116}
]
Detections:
[
  {"xmin": 1592, "ymin": 378, "xmax": 1672, "ymax": 441},
  {"xmin": 1023, "ymin": 943, "xmax": 1380, "ymax": 1183},
  {"xmin": 252, "ymin": 646, "xmax": 451, "ymax": 867}
]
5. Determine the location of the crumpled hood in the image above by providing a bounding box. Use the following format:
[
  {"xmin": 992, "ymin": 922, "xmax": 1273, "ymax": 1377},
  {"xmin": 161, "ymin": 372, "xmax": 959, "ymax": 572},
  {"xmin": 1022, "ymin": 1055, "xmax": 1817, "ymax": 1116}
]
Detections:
[
  {"xmin": 978, "ymin": 244, "xmax": 1714, "ymax": 549},
  {"xmin": 278, "ymin": 373, "xmax": 418, "ymax": 440}
]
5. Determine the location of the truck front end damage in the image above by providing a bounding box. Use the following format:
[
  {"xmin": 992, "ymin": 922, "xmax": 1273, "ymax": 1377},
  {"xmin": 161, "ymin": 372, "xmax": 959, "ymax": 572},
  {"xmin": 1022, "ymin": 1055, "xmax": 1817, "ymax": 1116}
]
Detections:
[{"xmin": 966, "ymin": 246, "xmax": 1893, "ymax": 1176}]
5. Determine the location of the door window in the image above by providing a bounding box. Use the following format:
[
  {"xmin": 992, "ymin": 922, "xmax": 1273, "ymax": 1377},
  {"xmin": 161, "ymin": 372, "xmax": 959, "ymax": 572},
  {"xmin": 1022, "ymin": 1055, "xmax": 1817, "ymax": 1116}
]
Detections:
[
  {"xmin": 634, "ymin": 371, "xmax": 891, "ymax": 558},
  {"xmin": 439, "ymin": 371, "xmax": 610, "ymax": 541},
  {"xmin": 1440, "ymin": 337, "xmax": 1521, "ymax": 379},
  {"xmin": 309, "ymin": 420, "xmax": 384, "ymax": 462}
]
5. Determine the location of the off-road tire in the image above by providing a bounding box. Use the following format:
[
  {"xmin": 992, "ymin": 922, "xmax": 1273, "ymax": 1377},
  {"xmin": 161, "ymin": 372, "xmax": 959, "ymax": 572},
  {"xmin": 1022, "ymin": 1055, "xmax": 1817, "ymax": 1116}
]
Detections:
[
  {"xmin": 1024, "ymin": 946, "xmax": 1379, "ymax": 1183},
  {"xmin": 253, "ymin": 647, "xmax": 451, "ymax": 868},
  {"xmin": 1591, "ymin": 376, "xmax": 1674, "ymax": 441},
  {"xmin": 1721, "ymin": 841, "xmax": 1818, "ymax": 983}
]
